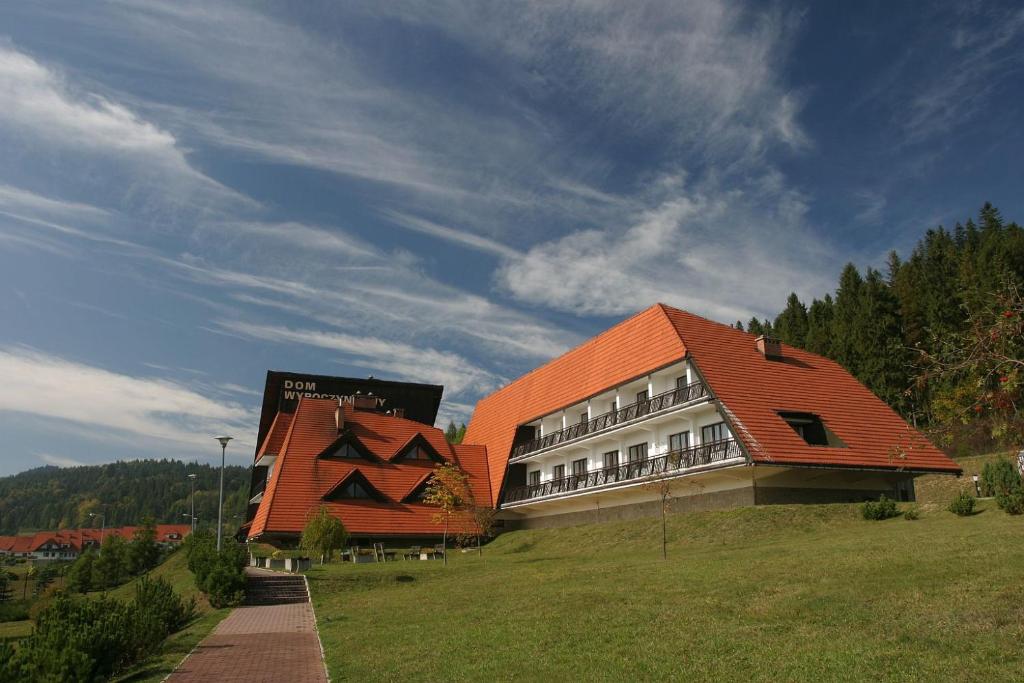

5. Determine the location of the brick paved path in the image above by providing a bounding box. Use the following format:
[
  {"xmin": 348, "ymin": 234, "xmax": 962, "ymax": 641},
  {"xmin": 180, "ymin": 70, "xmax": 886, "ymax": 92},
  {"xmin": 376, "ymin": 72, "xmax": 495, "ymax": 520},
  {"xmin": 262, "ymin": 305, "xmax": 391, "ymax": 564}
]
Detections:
[{"xmin": 167, "ymin": 578, "xmax": 328, "ymax": 682}]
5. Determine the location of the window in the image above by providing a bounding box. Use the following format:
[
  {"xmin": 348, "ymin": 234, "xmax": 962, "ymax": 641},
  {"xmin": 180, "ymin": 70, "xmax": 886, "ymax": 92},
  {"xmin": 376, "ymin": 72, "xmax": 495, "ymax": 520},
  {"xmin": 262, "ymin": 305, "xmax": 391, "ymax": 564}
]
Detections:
[
  {"xmin": 328, "ymin": 443, "xmax": 363, "ymax": 459},
  {"xmin": 552, "ymin": 464, "xmax": 565, "ymax": 480},
  {"xmin": 579, "ymin": 411, "xmax": 589, "ymax": 424},
  {"xmin": 628, "ymin": 442, "xmax": 648, "ymax": 462},
  {"xmin": 528, "ymin": 470, "xmax": 541, "ymax": 486},
  {"xmin": 669, "ymin": 431, "xmax": 690, "ymax": 452},
  {"xmin": 701, "ymin": 422, "xmax": 727, "ymax": 444},
  {"xmin": 676, "ymin": 376, "xmax": 688, "ymax": 389},
  {"xmin": 778, "ymin": 412, "xmax": 846, "ymax": 447},
  {"xmin": 636, "ymin": 390, "xmax": 649, "ymax": 404},
  {"xmin": 572, "ymin": 458, "xmax": 588, "ymax": 476},
  {"xmin": 610, "ymin": 400, "xmax": 618, "ymax": 413},
  {"xmin": 603, "ymin": 450, "xmax": 619, "ymax": 468},
  {"xmin": 401, "ymin": 445, "xmax": 433, "ymax": 461},
  {"xmin": 336, "ymin": 480, "xmax": 373, "ymax": 499}
]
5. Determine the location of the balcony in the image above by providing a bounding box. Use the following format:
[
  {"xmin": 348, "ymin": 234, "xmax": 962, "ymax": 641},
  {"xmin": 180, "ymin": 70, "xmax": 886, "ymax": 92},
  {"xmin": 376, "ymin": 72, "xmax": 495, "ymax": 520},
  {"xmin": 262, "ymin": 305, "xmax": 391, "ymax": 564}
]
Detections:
[
  {"xmin": 504, "ymin": 439, "xmax": 743, "ymax": 505},
  {"xmin": 510, "ymin": 381, "xmax": 710, "ymax": 461}
]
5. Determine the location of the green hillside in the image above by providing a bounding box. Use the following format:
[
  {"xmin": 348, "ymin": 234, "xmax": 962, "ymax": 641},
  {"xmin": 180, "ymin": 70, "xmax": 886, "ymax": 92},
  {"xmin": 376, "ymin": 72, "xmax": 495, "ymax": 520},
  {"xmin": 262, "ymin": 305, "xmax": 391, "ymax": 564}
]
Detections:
[
  {"xmin": 307, "ymin": 498, "xmax": 1023, "ymax": 681},
  {"xmin": 0, "ymin": 459, "xmax": 250, "ymax": 534}
]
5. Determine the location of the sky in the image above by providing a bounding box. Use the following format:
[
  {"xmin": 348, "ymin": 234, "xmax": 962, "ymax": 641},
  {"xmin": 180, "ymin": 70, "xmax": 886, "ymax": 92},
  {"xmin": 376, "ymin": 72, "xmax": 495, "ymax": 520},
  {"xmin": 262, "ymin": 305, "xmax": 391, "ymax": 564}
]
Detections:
[{"xmin": 1, "ymin": 1, "xmax": 1022, "ymax": 476}]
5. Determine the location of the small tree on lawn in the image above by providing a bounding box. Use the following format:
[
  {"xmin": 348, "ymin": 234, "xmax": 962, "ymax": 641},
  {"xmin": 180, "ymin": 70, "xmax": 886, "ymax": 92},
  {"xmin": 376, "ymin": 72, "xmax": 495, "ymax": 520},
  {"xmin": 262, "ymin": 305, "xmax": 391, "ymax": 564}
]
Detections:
[
  {"xmin": 643, "ymin": 479, "xmax": 674, "ymax": 560},
  {"xmin": 423, "ymin": 463, "xmax": 470, "ymax": 566},
  {"xmin": 300, "ymin": 506, "xmax": 348, "ymax": 564},
  {"xmin": 470, "ymin": 504, "xmax": 498, "ymax": 557}
]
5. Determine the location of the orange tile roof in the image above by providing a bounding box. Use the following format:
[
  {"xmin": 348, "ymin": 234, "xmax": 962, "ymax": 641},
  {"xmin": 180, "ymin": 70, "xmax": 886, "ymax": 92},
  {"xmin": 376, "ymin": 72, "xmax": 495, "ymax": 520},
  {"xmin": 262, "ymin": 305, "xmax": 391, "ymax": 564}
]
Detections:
[
  {"xmin": 464, "ymin": 303, "xmax": 960, "ymax": 506},
  {"xmin": 248, "ymin": 399, "xmax": 492, "ymax": 539}
]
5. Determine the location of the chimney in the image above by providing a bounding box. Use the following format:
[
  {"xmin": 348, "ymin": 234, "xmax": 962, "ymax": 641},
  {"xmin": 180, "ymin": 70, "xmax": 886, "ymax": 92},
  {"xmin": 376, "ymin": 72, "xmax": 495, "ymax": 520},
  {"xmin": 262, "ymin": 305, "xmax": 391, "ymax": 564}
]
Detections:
[
  {"xmin": 755, "ymin": 335, "xmax": 782, "ymax": 360},
  {"xmin": 391, "ymin": 408, "xmax": 405, "ymax": 419},
  {"xmin": 353, "ymin": 392, "xmax": 377, "ymax": 411},
  {"xmin": 335, "ymin": 400, "xmax": 345, "ymax": 433}
]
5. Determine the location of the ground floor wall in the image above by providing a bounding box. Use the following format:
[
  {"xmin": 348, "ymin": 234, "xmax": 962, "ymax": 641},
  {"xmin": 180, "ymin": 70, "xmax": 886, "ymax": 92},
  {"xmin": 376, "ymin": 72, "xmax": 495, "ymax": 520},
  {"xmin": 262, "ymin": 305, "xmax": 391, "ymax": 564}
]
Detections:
[{"xmin": 501, "ymin": 464, "xmax": 928, "ymax": 531}]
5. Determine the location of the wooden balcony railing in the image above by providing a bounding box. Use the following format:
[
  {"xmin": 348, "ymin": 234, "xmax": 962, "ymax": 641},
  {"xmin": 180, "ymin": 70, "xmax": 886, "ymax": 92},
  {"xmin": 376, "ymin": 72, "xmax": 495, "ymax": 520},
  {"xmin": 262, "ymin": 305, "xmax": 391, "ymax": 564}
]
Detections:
[
  {"xmin": 503, "ymin": 439, "xmax": 742, "ymax": 504},
  {"xmin": 510, "ymin": 381, "xmax": 709, "ymax": 460}
]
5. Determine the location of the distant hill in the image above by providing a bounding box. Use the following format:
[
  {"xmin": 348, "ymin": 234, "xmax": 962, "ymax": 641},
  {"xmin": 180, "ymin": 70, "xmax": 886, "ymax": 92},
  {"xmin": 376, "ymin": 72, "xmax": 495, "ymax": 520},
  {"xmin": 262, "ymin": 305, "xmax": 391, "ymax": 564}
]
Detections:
[{"xmin": 0, "ymin": 459, "xmax": 251, "ymax": 535}]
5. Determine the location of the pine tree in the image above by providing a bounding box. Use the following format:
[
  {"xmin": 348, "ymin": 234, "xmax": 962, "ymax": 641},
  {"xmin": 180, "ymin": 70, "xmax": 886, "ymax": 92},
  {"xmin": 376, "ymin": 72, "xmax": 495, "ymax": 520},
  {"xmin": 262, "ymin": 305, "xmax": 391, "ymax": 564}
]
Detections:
[
  {"xmin": 854, "ymin": 269, "xmax": 910, "ymax": 411},
  {"xmin": 805, "ymin": 295, "xmax": 835, "ymax": 357},
  {"xmin": 831, "ymin": 263, "xmax": 865, "ymax": 376},
  {"xmin": 747, "ymin": 318, "xmax": 765, "ymax": 336},
  {"xmin": 774, "ymin": 293, "xmax": 809, "ymax": 348},
  {"xmin": 734, "ymin": 320, "xmax": 745, "ymax": 331}
]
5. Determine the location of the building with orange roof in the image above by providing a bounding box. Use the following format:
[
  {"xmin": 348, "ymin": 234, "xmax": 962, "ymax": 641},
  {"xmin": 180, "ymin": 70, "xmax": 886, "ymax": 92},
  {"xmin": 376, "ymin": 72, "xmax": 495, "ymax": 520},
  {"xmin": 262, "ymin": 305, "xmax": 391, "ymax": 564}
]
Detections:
[
  {"xmin": 243, "ymin": 305, "xmax": 962, "ymax": 542},
  {"xmin": 243, "ymin": 378, "xmax": 491, "ymax": 546},
  {"xmin": 463, "ymin": 303, "xmax": 961, "ymax": 528},
  {"xmin": 0, "ymin": 524, "xmax": 191, "ymax": 561}
]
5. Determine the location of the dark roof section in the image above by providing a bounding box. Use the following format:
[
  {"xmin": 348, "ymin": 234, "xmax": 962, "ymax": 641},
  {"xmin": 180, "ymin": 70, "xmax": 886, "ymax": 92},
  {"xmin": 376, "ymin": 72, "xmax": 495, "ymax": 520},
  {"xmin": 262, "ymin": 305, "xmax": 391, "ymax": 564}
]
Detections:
[{"xmin": 255, "ymin": 370, "xmax": 444, "ymax": 459}]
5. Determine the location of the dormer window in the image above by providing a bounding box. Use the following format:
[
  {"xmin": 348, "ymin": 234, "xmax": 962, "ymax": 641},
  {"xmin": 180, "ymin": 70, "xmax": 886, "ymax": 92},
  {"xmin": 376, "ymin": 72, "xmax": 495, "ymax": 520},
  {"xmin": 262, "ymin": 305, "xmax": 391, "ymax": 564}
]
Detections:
[
  {"xmin": 778, "ymin": 411, "xmax": 846, "ymax": 447},
  {"xmin": 317, "ymin": 432, "xmax": 377, "ymax": 461},
  {"xmin": 323, "ymin": 470, "xmax": 386, "ymax": 502},
  {"xmin": 402, "ymin": 445, "xmax": 433, "ymax": 461},
  {"xmin": 393, "ymin": 435, "xmax": 445, "ymax": 463}
]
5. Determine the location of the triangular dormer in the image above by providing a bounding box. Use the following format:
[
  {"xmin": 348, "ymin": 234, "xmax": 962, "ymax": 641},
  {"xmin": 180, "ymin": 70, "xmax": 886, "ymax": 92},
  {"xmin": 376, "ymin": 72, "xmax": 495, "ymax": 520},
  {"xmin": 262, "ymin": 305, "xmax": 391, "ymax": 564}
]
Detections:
[
  {"xmin": 392, "ymin": 433, "xmax": 445, "ymax": 463},
  {"xmin": 401, "ymin": 471, "xmax": 436, "ymax": 503},
  {"xmin": 316, "ymin": 431, "xmax": 378, "ymax": 462},
  {"xmin": 323, "ymin": 470, "xmax": 387, "ymax": 503}
]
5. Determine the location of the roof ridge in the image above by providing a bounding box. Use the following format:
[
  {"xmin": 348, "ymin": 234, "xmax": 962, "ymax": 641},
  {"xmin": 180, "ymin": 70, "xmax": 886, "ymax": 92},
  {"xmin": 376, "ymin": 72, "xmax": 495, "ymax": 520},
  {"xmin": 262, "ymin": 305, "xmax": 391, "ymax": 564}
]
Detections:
[
  {"xmin": 260, "ymin": 395, "xmax": 303, "ymax": 534},
  {"xmin": 472, "ymin": 304, "xmax": 667, "ymax": 407}
]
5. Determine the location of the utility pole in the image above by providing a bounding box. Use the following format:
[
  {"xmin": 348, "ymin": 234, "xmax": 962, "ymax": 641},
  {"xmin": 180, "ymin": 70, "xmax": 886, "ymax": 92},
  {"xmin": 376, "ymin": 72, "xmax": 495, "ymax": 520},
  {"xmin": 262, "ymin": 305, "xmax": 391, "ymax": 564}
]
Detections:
[{"xmin": 188, "ymin": 473, "xmax": 198, "ymax": 533}]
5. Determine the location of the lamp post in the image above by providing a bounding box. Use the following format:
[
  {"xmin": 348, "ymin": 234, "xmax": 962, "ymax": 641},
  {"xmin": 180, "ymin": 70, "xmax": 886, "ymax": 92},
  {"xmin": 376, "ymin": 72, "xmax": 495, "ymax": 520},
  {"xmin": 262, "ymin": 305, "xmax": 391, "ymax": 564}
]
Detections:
[
  {"xmin": 972, "ymin": 474, "xmax": 981, "ymax": 497},
  {"xmin": 89, "ymin": 512, "xmax": 105, "ymax": 555},
  {"xmin": 214, "ymin": 436, "xmax": 233, "ymax": 552},
  {"xmin": 188, "ymin": 473, "xmax": 198, "ymax": 533}
]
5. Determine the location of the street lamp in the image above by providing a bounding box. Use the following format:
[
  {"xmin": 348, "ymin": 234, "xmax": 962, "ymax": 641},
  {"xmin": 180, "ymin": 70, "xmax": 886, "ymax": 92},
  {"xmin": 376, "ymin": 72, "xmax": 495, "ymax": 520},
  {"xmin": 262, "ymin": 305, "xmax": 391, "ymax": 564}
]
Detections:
[
  {"xmin": 89, "ymin": 512, "xmax": 105, "ymax": 555},
  {"xmin": 188, "ymin": 473, "xmax": 198, "ymax": 533},
  {"xmin": 214, "ymin": 436, "xmax": 233, "ymax": 552}
]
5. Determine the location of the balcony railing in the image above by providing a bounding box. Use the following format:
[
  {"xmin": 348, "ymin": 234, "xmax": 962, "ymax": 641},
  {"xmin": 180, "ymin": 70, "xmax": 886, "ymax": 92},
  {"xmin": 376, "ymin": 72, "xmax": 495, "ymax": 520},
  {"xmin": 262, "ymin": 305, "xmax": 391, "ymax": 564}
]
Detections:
[
  {"xmin": 510, "ymin": 381, "xmax": 710, "ymax": 460},
  {"xmin": 504, "ymin": 439, "xmax": 742, "ymax": 505}
]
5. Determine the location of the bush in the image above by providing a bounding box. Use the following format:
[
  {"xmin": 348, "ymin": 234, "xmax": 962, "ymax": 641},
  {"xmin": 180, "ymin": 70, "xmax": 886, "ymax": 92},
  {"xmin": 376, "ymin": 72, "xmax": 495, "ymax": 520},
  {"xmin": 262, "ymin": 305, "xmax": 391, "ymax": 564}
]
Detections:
[
  {"xmin": 979, "ymin": 458, "xmax": 1022, "ymax": 497},
  {"xmin": 861, "ymin": 495, "xmax": 899, "ymax": 520},
  {"xmin": 184, "ymin": 529, "xmax": 247, "ymax": 608},
  {"xmin": 996, "ymin": 491, "xmax": 1024, "ymax": 515},
  {"xmin": 1, "ymin": 582, "xmax": 192, "ymax": 681},
  {"xmin": 948, "ymin": 491, "xmax": 976, "ymax": 516},
  {"xmin": 903, "ymin": 506, "xmax": 920, "ymax": 521}
]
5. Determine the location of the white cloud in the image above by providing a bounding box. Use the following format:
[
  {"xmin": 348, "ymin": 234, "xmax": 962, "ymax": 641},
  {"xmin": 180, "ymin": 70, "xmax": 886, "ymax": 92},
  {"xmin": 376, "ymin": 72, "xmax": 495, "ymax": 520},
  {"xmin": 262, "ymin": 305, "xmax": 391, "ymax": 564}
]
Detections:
[
  {"xmin": 0, "ymin": 347, "xmax": 256, "ymax": 455},
  {"xmin": 0, "ymin": 184, "xmax": 110, "ymax": 221},
  {"xmin": 381, "ymin": 210, "xmax": 521, "ymax": 259},
  {"xmin": 38, "ymin": 453, "xmax": 86, "ymax": 468}
]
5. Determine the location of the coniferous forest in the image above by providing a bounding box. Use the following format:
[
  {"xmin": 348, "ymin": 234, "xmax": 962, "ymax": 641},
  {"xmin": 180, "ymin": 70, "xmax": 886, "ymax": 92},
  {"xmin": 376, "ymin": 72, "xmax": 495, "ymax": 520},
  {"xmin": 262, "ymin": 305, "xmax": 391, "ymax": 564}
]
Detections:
[
  {"xmin": 746, "ymin": 204, "xmax": 1024, "ymax": 456},
  {"xmin": 0, "ymin": 459, "xmax": 250, "ymax": 535}
]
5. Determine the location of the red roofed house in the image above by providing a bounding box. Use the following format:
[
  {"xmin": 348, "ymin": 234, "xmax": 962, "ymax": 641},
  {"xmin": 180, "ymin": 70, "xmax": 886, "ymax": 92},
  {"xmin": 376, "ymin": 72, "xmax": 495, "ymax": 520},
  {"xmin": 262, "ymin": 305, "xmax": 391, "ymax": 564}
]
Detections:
[
  {"xmin": 463, "ymin": 304, "xmax": 961, "ymax": 529},
  {"xmin": 0, "ymin": 525, "xmax": 191, "ymax": 562},
  {"xmin": 244, "ymin": 388, "xmax": 491, "ymax": 547}
]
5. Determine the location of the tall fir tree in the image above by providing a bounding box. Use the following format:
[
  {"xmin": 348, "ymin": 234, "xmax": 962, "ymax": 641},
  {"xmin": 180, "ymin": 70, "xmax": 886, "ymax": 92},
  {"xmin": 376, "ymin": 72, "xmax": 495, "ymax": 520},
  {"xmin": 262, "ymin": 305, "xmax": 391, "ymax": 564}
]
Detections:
[
  {"xmin": 831, "ymin": 263, "xmax": 865, "ymax": 376},
  {"xmin": 774, "ymin": 293, "xmax": 809, "ymax": 348},
  {"xmin": 805, "ymin": 295, "xmax": 835, "ymax": 357}
]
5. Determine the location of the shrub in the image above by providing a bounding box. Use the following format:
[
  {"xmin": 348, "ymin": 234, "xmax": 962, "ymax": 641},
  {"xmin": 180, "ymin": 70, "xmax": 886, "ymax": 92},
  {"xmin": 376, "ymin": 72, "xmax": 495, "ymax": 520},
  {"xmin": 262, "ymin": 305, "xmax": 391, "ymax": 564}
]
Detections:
[
  {"xmin": 948, "ymin": 491, "xmax": 976, "ymax": 516},
  {"xmin": 184, "ymin": 529, "xmax": 247, "ymax": 608},
  {"xmin": 3, "ymin": 579, "xmax": 194, "ymax": 680},
  {"xmin": 979, "ymin": 458, "xmax": 1022, "ymax": 497},
  {"xmin": 996, "ymin": 491, "xmax": 1024, "ymax": 515},
  {"xmin": 903, "ymin": 506, "xmax": 920, "ymax": 521},
  {"xmin": 861, "ymin": 495, "xmax": 899, "ymax": 520}
]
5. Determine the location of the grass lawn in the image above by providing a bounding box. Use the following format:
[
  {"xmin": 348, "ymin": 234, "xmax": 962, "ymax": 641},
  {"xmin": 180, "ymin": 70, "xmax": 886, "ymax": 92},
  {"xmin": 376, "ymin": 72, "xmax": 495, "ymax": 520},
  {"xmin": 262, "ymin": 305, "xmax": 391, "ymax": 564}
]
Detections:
[
  {"xmin": 307, "ymin": 498, "xmax": 1023, "ymax": 681},
  {"xmin": 914, "ymin": 449, "xmax": 1016, "ymax": 505}
]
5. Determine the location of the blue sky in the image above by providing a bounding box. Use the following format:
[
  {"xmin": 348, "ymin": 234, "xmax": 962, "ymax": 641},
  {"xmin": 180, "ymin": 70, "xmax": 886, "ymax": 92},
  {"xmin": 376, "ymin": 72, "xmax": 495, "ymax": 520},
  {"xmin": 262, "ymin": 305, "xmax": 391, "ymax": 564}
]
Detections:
[{"xmin": 1, "ymin": 1, "xmax": 1022, "ymax": 476}]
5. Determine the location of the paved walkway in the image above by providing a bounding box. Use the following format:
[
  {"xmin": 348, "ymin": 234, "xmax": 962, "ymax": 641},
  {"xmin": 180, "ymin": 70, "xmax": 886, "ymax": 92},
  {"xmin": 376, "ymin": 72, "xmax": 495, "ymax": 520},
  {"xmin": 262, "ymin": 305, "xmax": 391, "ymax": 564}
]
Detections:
[{"xmin": 167, "ymin": 576, "xmax": 328, "ymax": 682}]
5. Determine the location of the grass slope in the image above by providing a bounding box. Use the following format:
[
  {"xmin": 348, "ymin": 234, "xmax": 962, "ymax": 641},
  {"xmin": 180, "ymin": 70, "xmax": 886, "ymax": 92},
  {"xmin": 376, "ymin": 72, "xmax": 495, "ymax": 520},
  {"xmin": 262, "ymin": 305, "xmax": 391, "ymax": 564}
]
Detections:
[
  {"xmin": 308, "ymin": 500, "xmax": 1023, "ymax": 681},
  {"xmin": 88, "ymin": 549, "xmax": 229, "ymax": 682}
]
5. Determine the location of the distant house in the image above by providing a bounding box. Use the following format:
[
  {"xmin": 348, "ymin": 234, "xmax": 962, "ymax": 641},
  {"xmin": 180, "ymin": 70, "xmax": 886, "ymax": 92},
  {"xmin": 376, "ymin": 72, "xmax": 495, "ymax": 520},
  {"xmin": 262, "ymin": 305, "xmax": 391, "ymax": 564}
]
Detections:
[
  {"xmin": 464, "ymin": 304, "xmax": 962, "ymax": 529},
  {"xmin": 0, "ymin": 524, "xmax": 191, "ymax": 562}
]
